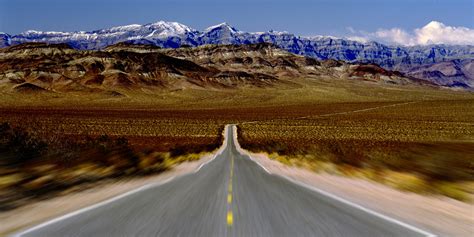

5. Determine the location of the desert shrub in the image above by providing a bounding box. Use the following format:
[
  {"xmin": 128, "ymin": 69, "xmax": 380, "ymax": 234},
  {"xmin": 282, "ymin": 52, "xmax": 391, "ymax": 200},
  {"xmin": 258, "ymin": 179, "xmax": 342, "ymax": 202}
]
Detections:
[
  {"xmin": 325, "ymin": 140, "xmax": 365, "ymax": 167},
  {"xmin": 0, "ymin": 122, "xmax": 47, "ymax": 167},
  {"xmin": 383, "ymin": 171, "xmax": 431, "ymax": 193},
  {"xmin": 434, "ymin": 182, "xmax": 470, "ymax": 201},
  {"xmin": 170, "ymin": 128, "xmax": 223, "ymax": 157},
  {"xmin": 0, "ymin": 122, "xmax": 223, "ymax": 210},
  {"xmin": 409, "ymin": 144, "xmax": 474, "ymax": 182},
  {"xmin": 237, "ymin": 123, "xmax": 474, "ymax": 200}
]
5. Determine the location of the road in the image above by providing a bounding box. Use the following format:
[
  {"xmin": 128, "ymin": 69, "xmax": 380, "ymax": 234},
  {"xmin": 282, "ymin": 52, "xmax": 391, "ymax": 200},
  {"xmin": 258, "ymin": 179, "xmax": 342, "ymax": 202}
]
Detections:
[{"xmin": 17, "ymin": 125, "xmax": 432, "ymax": 237}]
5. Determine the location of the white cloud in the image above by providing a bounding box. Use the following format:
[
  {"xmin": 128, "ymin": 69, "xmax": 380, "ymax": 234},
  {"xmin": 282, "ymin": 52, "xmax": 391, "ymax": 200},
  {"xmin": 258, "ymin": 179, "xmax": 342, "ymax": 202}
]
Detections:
[
  {"xmin": 346, "ymin": 36, "xmax": 369, "ymax": 43},
  {"xmin": 374, "ymin": 28, "xmax": 413, "ymax": 45},
  {"xmin": 347, "ymin": 21, "xmax": 474, "ymax": 46},
  {"xmin": 413, "ymin": 21, "xmax": 474, "ymax": 45},
  {"xmin": 346, "ymin": 27, "xmax": 356, "ymax": 34}
]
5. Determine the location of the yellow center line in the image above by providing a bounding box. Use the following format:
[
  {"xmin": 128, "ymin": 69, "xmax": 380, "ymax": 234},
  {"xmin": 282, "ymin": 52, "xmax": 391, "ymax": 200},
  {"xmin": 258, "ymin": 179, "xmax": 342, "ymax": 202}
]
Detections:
[
  {"xmin": 227, "ymin": 156, "xmax": 235, "ymax": 227},
  {"xmin": 227, "ymin": 211, "xmax": 233, "ymax": 226}
]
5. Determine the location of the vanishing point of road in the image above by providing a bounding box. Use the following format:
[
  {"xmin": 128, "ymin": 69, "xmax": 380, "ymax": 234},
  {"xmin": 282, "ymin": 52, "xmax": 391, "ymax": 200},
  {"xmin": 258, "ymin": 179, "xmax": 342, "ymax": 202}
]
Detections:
[{"xmin": 17, "ymin": 125, "xmax": 433, "ymax": 237}]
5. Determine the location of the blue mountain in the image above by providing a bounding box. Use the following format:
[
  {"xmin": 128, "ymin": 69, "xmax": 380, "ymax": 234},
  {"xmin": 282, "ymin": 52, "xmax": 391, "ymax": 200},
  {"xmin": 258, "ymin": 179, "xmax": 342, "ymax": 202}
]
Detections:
[{"xmin": 1, "ymin": 21, "xmax": 473, "ymax": 86}]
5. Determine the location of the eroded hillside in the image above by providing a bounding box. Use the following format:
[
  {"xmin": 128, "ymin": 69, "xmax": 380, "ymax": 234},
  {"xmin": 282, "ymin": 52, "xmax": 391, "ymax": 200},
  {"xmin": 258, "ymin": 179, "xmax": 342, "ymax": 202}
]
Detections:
[{"xmin": 0, "ymin": 43, "xmax": 434, "ymax": 94}]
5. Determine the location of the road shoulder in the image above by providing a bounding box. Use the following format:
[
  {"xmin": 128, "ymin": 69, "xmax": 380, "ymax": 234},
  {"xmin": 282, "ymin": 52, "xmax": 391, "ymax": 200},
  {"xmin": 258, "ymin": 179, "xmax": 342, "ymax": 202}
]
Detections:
[
  {"xmin": 249, "ymin": 152, "xmax": 474, "ymax": 237},
  {"xmin": 0, "ymin": 154, "xmax": 215, "ymax": 237}
]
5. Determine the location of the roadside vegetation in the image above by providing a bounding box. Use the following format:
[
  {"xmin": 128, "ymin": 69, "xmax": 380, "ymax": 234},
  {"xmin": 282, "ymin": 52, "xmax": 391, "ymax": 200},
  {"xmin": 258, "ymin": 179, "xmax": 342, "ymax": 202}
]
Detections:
[
  {"xmin": 0, "ymin": 122, "xmax": 223, "ymax": 211},
  {"xmin": 0, "ymin": 88, "xmax": 472, "ymax": 208},
  {"xmin": 238, "ymin": 99, "xmax": 474, "ymax": 201}
]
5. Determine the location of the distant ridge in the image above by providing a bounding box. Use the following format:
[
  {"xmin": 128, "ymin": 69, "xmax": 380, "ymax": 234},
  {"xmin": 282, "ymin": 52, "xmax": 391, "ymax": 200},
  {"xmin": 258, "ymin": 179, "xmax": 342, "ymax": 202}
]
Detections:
[
  {"xmin": 0, "ymin": 42, "xmax": 434, "ymax": 93},
  {"xmin": 1, "ymin": 21, "xmax": 473, "ymax": 87}
]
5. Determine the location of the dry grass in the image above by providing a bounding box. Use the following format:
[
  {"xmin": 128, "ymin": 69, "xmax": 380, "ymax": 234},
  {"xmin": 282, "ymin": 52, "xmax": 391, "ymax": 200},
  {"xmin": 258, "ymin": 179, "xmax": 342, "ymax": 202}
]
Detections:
[
  {"xmin": 237, "ymin": 99, "xmax": 474, "ymax": 201},
  {"xmin": 0, "ymin": 80, "xmax": 473, "ymax": 204},
  {"xmin": 0, "ymin": 77, "xmax": 473, "ymax": 109},
  {"xmin": 0, "ymin": 122, "xmax": 223, "ymax": 211}
]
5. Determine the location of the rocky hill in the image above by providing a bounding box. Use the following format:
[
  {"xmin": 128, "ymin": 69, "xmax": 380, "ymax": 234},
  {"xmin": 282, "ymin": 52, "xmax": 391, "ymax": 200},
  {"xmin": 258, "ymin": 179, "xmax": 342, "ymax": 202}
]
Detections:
[
  {"xmin": 0, "ymin": 21, "xmax": 472, "ymax": 88},
  {"xmin": 0, "ymin": 43, "xmax": 430, "ymax": 93},
  {"xmin": 404, "ymin": 59, "xmax": 473, "ymax": 88}
]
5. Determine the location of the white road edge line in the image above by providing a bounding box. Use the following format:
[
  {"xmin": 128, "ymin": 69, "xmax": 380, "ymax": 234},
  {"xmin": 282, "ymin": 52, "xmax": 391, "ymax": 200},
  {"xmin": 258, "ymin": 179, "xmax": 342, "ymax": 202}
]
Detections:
[
  {"xmin": 232, "ymin": 125, "xmax": 437, "ymax": 237},
  {"xmin": 280, "ymin": 176, "xmax": 437, "ymax": 237},
  {"xmin": 231, "ymin": 125, "xmax": 270, "ymax": 174},
  {"xmin": 12, "ymin": 176, "xmax": 174, "ymax": 237},
  {"xmin": 13, "ymin": 125, "xmax": 231, "ymax": 237}
]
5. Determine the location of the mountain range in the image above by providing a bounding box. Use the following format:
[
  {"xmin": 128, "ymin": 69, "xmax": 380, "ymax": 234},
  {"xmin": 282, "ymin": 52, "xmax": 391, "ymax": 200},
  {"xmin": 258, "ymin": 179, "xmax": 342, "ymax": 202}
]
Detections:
[
  {"xmin": 0, "ymin": 42, "xmax": 434, "ymax": 94},
  {"xmin": 0, "ymin": 21, "xmax": 473, "ymax": 87}
]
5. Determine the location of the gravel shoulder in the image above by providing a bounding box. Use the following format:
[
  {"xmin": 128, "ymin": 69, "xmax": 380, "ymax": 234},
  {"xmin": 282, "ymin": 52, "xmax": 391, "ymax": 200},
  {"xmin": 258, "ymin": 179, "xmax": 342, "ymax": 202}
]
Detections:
[
  {"xmin": 0, "ymin": 154, "xmax": 215, "ymax": 237},
  {"xmin": 3, "ymin": 145, "xmax": 472, "ymax": 236},
  {"xmin": 250, "ymin": 152, "xmax": 474, "ymax": 237}
]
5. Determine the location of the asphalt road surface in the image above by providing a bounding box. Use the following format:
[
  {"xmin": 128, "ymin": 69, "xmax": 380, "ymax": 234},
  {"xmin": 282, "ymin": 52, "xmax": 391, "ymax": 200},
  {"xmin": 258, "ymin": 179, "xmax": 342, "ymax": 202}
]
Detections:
[{"xmin": 17, "ymin": 125, "xmax": 431, "ymax": 237}]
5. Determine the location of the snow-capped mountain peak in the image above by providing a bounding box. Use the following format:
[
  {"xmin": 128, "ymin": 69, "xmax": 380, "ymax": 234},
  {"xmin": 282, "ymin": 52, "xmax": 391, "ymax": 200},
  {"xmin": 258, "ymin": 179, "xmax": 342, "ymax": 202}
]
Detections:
[
  {"xmin": 22, "ymin": 30, "xmax": 74, "ymax": 36},
  {"xmin": 106, "ymin": 24, "xmax": 143, "ymax": 33},
  {"xmin": 1, "ymin": 20, "xmax": 472, "ymax": 87},
  {"xmin": 198, "ymin": 22, "xmax": 243, "ymax": 45},
  {"xmin": 303, "ymin": 35, "xmax": 341, "ymax": 41},
  {"xmin": 148, "ymin": 21, "xmax": 196, "ymax": 34},
  {"xmin": 0, "ymin": 32, "xmax": 11, "ymax": 47},
  {"xmin": 141, "ymin": 21, "xmax": 196, "ymax": 39},
  {"xmin": 204, "ymin": 22, "xmax": 239, "ymax": 33}
]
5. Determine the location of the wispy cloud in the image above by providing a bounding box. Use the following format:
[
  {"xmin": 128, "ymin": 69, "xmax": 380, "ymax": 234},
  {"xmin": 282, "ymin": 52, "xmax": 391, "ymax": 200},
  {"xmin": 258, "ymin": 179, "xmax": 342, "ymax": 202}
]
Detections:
[
  {"xmin": 374, "ymin": 28, "xmax": 413, "ymax": 45},
  {"xmin": 346, "ymin": 36, "xmax": 369, "ymax": 43},
  {"xmin": 347, "ymin": 21, "xmax": 474, "ymax": 46}
]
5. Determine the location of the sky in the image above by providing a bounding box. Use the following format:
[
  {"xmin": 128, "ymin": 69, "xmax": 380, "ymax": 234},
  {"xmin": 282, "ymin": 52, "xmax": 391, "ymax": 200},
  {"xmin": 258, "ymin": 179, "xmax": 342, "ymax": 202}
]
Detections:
[{"xmin": 1, "ymin": 0, "xmax": 473, "ymax": 45}]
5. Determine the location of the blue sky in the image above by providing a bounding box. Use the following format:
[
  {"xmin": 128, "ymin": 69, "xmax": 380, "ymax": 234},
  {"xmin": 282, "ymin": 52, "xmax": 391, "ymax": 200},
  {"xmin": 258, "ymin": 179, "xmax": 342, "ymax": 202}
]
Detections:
[{"xmin": 1, "ymin": 0, "xmax": 473, "ymax": 39}]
